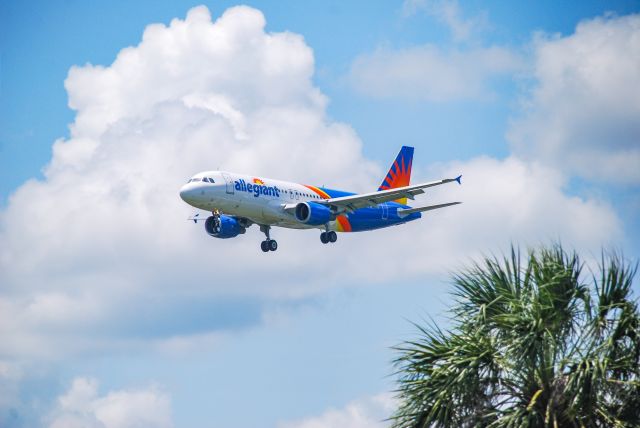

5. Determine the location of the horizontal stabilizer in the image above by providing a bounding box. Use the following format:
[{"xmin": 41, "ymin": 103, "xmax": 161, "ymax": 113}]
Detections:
[{"xmin": 397, "ymin": 202, "xmax": 461, "ymax": 218}]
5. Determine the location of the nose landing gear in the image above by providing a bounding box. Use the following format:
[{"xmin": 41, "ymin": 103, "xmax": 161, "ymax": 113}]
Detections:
[
  {"xmin": 320, "ymin": 231, "xmax": 337, "ymax": 244},
  {"xmin": 210, "ymin": 210, "xmax": 221, "ymax": 233},
  {"xmin": 260, "ymin": 225, "xmax": 278, "ymax": 252}
]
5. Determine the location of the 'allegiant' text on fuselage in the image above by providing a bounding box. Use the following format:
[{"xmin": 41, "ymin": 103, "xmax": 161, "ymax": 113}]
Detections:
[{"xmin": 234, "ymin": 179, "xmax": 280, "ymax": 198}]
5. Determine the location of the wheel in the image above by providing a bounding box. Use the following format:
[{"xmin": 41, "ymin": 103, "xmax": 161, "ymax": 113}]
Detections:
[
  {"xmin": 320, "ymin": 232, "xmax": 329, "ymax": 244},
  {"xmin": 261, "ymin": 241, "xmax": 269, "ymax": 252},
  {"xmin": 268, "ymin": 239, "xmax": 278, "ymax": 251},
  {"xmin": 328, "ymin": 231, "xmax": 337, "ymax": 243}
]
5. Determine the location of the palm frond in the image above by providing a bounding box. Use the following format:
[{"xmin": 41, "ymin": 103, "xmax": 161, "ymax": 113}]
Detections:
[{"xmin": 391, "ymin": 244, "xmax": 639, "ymax": 428}]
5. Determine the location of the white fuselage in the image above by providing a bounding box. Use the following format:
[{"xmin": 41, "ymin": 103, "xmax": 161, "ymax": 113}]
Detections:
[{"xmin": 179, "ymin": 171, "xmax": 340, "ymax": 231}]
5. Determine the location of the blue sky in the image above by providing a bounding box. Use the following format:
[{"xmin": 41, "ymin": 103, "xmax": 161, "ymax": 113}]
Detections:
[
  {"xmin": 1, "ymin": 1, "xmax": 639, "ymax": 427},
  {"xmin": 4, "ymin": 0, "xmax": 639, "ymax": 201}
]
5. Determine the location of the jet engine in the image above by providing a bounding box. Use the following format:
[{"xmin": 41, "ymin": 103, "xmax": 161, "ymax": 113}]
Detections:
[
  {"xmin": 205, "ymin": 215, "xmax": 246, "ymax": 239},
  {"xmin": 294, "ymin": 202, "xmax": 333, "ymax": 226}
]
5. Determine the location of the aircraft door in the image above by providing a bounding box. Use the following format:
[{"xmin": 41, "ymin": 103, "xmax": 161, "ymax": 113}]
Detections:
[
  {"xmin": 221, "ymin": 173, "xmax": 234, "ymax": 194},
  {"xmin": 381, "ymin": 203, "xmax": 388, "ymax": 220}
]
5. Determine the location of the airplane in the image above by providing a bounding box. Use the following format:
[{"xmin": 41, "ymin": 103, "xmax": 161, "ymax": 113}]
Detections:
[{"xmin": 179, "ymin": 146, "xmax": 462, "ymax": 252}]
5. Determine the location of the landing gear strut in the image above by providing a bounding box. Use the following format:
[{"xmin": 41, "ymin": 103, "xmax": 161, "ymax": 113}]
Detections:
[
  {"xmin": 210, "ymin": 210, "xmax": 221, "ymax": 233},
  {"xmin": 320, "ymin": 231, "xmax": 337, "ymax": 244},
  {"xmin": 260, "ymin": 225, "xmax": 278, "ymax": 252}
]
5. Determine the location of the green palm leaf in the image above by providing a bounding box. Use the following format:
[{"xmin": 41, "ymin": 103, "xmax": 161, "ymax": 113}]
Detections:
[{"xmin": 392, "ymin": 244, "xmax": 639, "ymax": 428}]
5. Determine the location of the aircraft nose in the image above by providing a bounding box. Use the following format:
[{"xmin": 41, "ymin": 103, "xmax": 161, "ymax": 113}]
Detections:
[{"xmin": 179, "ymin": 184, "xmax": 193, "ymax": 202}]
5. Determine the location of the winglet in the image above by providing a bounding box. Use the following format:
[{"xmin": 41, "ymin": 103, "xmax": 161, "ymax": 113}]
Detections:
[{"xmin": 455, "ymin": 175, "xmax": 462, "ymax": 185}]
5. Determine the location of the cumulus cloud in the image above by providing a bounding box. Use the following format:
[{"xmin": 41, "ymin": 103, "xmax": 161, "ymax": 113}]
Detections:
[
  {"xmin": 46, "ymin": 377, "xmax": 172, "ymax": 428},
  {"xmin": 350, "ymin": 0, "xmax": 518, "ymax": 102},
  {"xmin": 0, "ymin": 4, "xmax": 622, "ymax": 366},
  {"xmin": 508, "ymin": 14, "xmax": 640, "ymax": 184},
  {"xmin": 349, "ymin": 44, "xmax": 521, "ymax": 102},
  {"xmin": 330, "ymin": 156, "xmax": 621, "ymax": 282},
  {"xmin": 278, "ymin": 393, "xmax": 395, "ymax": 428},
  {"xmin": 0, "ymin": 5, "xmax": 377, "ymax": 359},
  {"xmin": 402, "ymin": 0, "xmax": 488, "ymax": 42}
]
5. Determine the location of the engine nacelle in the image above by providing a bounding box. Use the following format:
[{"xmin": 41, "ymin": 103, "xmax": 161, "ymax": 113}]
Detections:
[
  {"xmin": 294, "ymin": 202, "xmax": 332, "ymax": 225},
  {"xmin": 204, "ymin": 215, "xmax": 245, "ymax": 239}
]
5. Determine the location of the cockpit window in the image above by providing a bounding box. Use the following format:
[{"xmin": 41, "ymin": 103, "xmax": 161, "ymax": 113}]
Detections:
[{"xmin": 187, "ymin": 177, "xmax": 214, "ymax": 183}]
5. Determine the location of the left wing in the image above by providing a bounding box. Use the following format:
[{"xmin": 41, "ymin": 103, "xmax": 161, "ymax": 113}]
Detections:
[
  {"xmin": 317, "ymin": 175, "xmax": 461, "ymax": 213},
  {"xmin": 188, "ymin": 213, "xmax": 203, "ymax": 223}
]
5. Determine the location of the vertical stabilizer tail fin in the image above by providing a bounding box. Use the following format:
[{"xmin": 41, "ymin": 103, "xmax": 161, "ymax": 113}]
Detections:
[{"xmin": 378, "ymin": 146, "xmax": 414, "ymax": 204}]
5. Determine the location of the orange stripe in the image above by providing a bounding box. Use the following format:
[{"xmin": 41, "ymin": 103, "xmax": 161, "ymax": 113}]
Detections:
[
  {"xmin": 304, "ymin": 185, "xmax": 331, "ymax": 199},
  {"xmin": 303, "ymin": 185, "xmax": 351, "ymax": 231},
  {"xmin": 336, "ymin": 215, "xmax": 352, "ymax": 232}
]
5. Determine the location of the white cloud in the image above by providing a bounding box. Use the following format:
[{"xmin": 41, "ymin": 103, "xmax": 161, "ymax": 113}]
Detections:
[
  {"xmin": 47, "ymin": 377, "xmax": 172, "ymax": 428},
  {"xmin": 350, "ymin": 0, "xmax": 515, "ymax": 102},
  {"xmin": 0, "ymin": 5, "xmax": 377, "ymax": 359},
  {"xmin": 278, "ymin": 393, "xmax": 396, "ymax": 428},
  {"xmin": 508, "ymin": 14, "xmax": 640, "ymax": 184},
  {"xmin": 402, "ymin": 0, "xmax": 488, "ymax": 42},
  {"xmin": 330, "ymin": 155, "xmax": 622, "ymax": 281},
  {"xmin": 349, "ymin": 44, "xmax": 521, "ymax": 101}
]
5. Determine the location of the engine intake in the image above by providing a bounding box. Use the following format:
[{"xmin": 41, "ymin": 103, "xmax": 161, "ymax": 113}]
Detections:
[
  {"xmin": 294, "ymin": 202, "xmax": 332, "ymax": 225},
  {"xmin": 204, "ymin": 215, "xmax": 245, "ymax": 239}
]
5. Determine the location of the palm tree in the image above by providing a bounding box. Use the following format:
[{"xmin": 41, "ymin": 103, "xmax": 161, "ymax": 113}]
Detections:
[{"xmin": 392, "ymin": 245, "xmax": 639, "ymax": 427}]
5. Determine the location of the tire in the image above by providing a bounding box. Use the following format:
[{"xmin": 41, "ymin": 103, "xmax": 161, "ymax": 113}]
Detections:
[
  {"xmin": 261, "ymin": 241, "xmax": 269, "ymax": 252},
  {"xmin": 269, "ymin": 239, "xmax": 278, "ymax": 251},
  {"xmin": 320, "ymin": 232, "xmax": 329, "ymax": 244},
  {"xmin": 328, "ymin": 231, "xmax": 337, "ymax": 243}
]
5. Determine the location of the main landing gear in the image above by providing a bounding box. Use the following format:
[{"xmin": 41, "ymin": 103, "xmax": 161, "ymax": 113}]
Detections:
[
  {"xmin": 260, "ymin": 225, "xmax": 278, "ymax": 252},
  {"xmin": 320, "ymin": 231, "xmax": 337, "ymax": 244}
]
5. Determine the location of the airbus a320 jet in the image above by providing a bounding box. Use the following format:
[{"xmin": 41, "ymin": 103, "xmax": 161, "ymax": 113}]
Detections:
[{"xmin": 179, "ymin": 146, "xmax": 461, "ymax": 252}]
